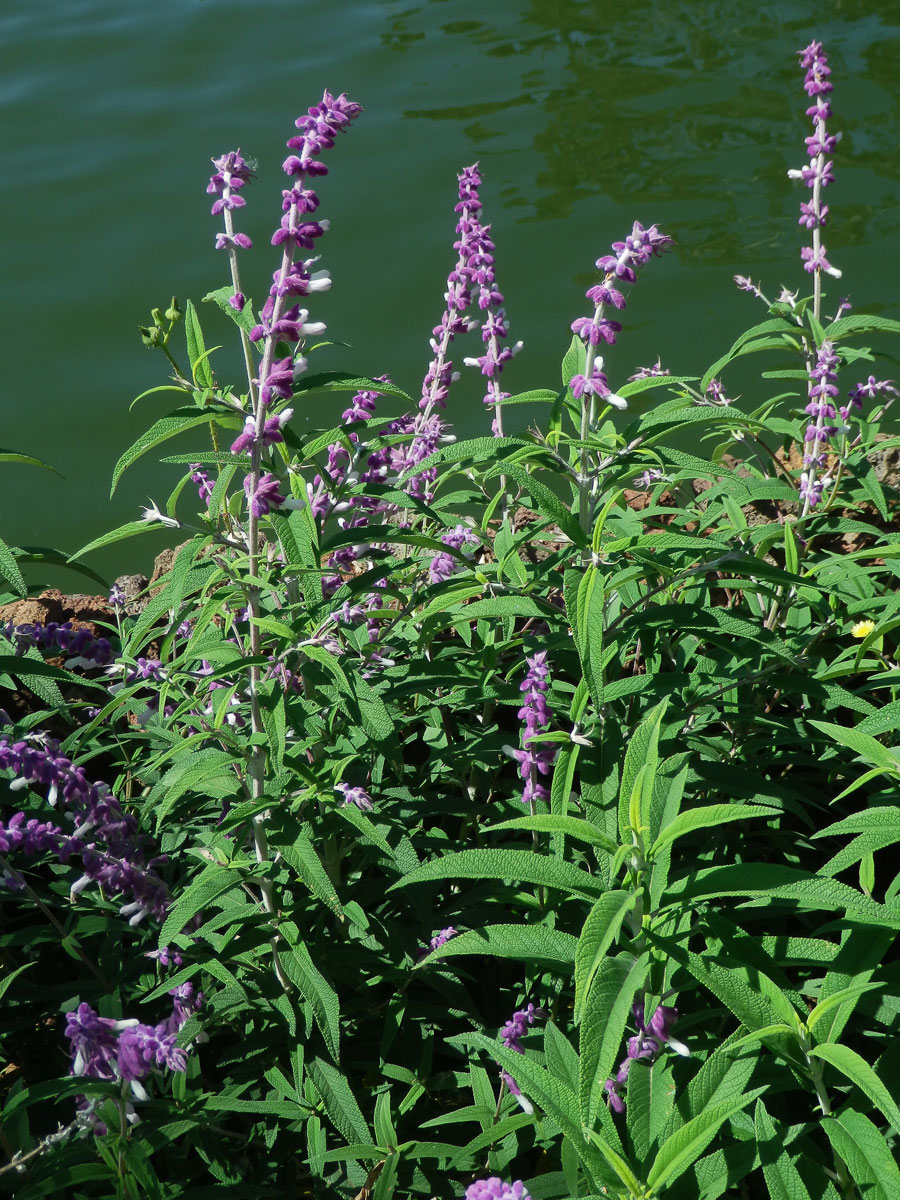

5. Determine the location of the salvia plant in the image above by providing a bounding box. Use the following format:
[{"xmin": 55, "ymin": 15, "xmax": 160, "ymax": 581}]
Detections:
[{"xmin": 2, "ymin": 44, "xmax": 900, "ymax": 1200}]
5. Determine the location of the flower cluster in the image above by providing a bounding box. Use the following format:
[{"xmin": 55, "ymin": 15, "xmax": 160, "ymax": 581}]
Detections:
[
  {"xmin": 3, "ymin": 619, "xmax": 113, "ymax": 668},
  {"xmin": 65, "ymin": 983, "xmax": 203, "ymax": 1100},
  {"xmin": 464, "ymin": 1181, "xmax": 531, "ymax": 1200},
  {"xmin": 799, "ymin": 338, "xmax": 840, "ymax": 506},
  {"xmin": 428, "ymin": 524, "xmax": 479, "ymax": 585},
  {"xmin": 189, "ymin": 463, "xmax": 215, "ymax": 505},
  {"xmin": 498, "ymin": 1002, "xmax": 543, "ymax": 1106},
  {"xmin": 510, "ymin": 652, "xmax": 557, "ymax": 807},
  {"xmin": 604, "ymin": 1001, "xmax": 684, "ymax": 1113},
  {"xmin": 0, "ymin": 733, "xmax": 169, "ymax": 923},
  {"xmin": 788, "ymin": 43, "xmax": 841, "ymax": 281}
]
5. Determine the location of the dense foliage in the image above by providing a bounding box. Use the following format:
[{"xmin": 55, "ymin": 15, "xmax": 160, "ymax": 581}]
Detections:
[{"xmin": 2, "ymin": 43, "xmax": 900, "ymax": 1200}]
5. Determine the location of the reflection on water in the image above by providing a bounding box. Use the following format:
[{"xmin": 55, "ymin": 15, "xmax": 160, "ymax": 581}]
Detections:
[{"xmin": 1, "ymin": 0, "xmax": 898, "ymax": 579}]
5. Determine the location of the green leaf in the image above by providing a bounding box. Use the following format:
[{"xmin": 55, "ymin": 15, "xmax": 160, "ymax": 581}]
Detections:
[
  {"xmin": 809, "ymin": 720, "xmax": 900, "ymax": 773},
  {"xmin": 484, "ymin": 815, "xmax": 618, "ymax": 855},
  {"xmin": 0, "ymin": 962, "xmax": 33, "ymax": 1002},
  {"xmin": 11, "ymin": 544, "xmax": 109, "ymax": 590},
  {"xmin": 574, "ymin": 891, "xmax": 636, "ymax": 1024},
  {"xmin": 626, "ymin": 1055, "xmax": 675, "ymax": 1165},
  {"xmin": 806, "ymin": 982, "xmax": 882, "ymax": 1034},
  {"xmin": 619, "ymin": 698, "xmax": 668, "ymax": 841},
  {"xmin": 293, "ymin": 371, "xmax": 414, "ymax": 404},
  {"xmin": 579, "ymin": 951, "xmax": 650, "ymax": 1130},
  {"xmin": 808, "ymin": 1043, "xmax": 900, "ymax": 1135},
  {"xmin": 386, "ymin": 849, "xmax": 603, "ymax": 898},
  {"xmin": 109, "ymin": 407, "xmax": 229, "ymax": 496},
  {"xmin": 649, "ymin": 803, "xmax": 779, "ymax": 858},
  {"xmin": 454, "ymin": 1031, "xmax": 613, "ymax": 1187},
  {"xmin": 184, "ymin": 298, "xmax": 214, "ymax": 388},
  {"xmin": 584, "ymin": 1128, "xmax": 646, "ymax": 1197},
  {"xmin": 678, "ymin": 948, "xmax": 800, "ymax": 1037},
  {"xmin": 0, "ymin": 445, "xmax": 61, "ymax": 473},
  {"xmin": 159, "ymin": 865, "xmax": 241, "ymax": 945},
  {"xmin": 282, "ymin": 945, "xmax": 342, "ymax": 1063},
  {"xmin": 662, "ymin": 864, "xmax": 898, "ymax": 926},
  {"xmin": 354, "ymin": 676, "xmax": 395, "ymax": 742},
  {"xmin": 571, "ymin": 564, "xmax": 607, "ymax": 709},
  {"xmin": 421, "ymin": 924, "xmax": 577, "ymax": 970},
  {"xmin": 824, "ymin": 313, "xmax": 900, "ymax": 339},
  {"xmin": 646, "ymin": 1088, "xmax": 766, "ymax": 1191},
  {"xmin": 0, "ymin": 535, "xmax": 26, "ymax": 596},
  {"xmin": 280, "ymin": 830, "xmax": 344, "ymax": 917},
  {"xmin": 663, "ymin": 1028, "xmax": 761, "ymax": 1144},
  {"xmin": 307, "ymin": 1058, "xmax": 371, "ymax": 1145},
  {"xmin": 821, "ymin": 1109, "xmax": 900, "ymax": 1200},
  {"xmin": 204, "ymin": 285, "xmax": 257, "ymax": 337},
  {"xmin": 754, "ymin": 1098, "xmax": 812, "ymax": 1200}
]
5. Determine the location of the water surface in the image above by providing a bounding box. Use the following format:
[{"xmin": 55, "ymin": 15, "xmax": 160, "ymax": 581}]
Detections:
[{"xmin": 2, "ymin": 0, "xmax": 898, "ymax": 582}]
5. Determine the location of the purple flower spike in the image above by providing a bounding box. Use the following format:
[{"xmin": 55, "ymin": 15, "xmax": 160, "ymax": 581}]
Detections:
[
  {"xmin": 788, "ymin": 43, "xmax": 841, "ymax": 291},
  {"xmin": 799, "ymin": 339, "xmax": 842, "ymax": 510},
  {"xmin": 509, "ymin": 652, "xmax": 558, "ymax": 807}
]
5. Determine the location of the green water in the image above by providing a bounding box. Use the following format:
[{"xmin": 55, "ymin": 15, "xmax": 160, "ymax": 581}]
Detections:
[{"xmin": 2, "ymin": 0, "xmax": 899, "ymax": 585}]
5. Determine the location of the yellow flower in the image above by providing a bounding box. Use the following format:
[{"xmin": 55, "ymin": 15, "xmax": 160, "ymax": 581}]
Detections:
[{"xmin": 851, "ymin": 619, "xmax": 876, "ymax": 639}]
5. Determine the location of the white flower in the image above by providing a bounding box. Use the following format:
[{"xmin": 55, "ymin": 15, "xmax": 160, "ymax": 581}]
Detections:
[{"xmin": 139, "ymin": 501, "xmax": 180, "ymax": 528}]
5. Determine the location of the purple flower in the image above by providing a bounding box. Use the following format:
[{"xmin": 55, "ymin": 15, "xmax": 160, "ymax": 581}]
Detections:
[
  {"xmin": 840, "ymin": 375, "xmax": 898, "ymax": 420},
  {"xmin": 500, "ymin": 1002, "xmax": 542, "ymax": 1052},
  {"xmin": 428, "ymin": 926, "xmax": 457, "ymax": 951},
  {"xmin": 0, "ymin": 732, "xmax": 169, "ymax": 923},
  {"xmin": 570, "ymin": 361, "xmax": 627, "ymax": 408},
  {"xmin": 628, "ymin": 359, "xmax": 670, "ymax": 380},
  {"xmin": 243, "ymin": 472, "xmax": 286, "ymax": 518},
  {"xmin": 335, "ymin": 782, "xmax": 374, "ymax": 811},
  {"xmin": 465, "ymin": 1181, "xmax": 531, "ymax": 1200},
  {"xmin": 604, "ymin": 1000, "xmax": 685, "ymax": 1113},
  {"xmin": 189, "ymin": 463, "xmax": 214, "ymax": 505},
  {"xmin": 65, "ymin": 1003, "xmax": 122, "ymax": 1080},
  {"xmin": 230, "ymin": 408, "xmax": 293, "ymax": 455},
  {"xmin": 65, "ymin": 989, "xmax": 202, "ymax": 1091},
  {"xmin": 428, "ymin": 524, "xmax": 479, "ymax": 584}
]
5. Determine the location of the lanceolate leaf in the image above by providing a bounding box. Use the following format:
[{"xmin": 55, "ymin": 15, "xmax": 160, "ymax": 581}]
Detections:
[
  {"xmin": 484, "ymin": 815, "xmax": 618, "ymax": 855},
  {"xmin": 420, "ymin": 924, "xmax": 577, "ymax": 970},
  {"xmin": 109, "ymin": 408, "xmax": 232, "ymax": 496},
  {"xmin": 821, "ymin": 1109, "xmax": 900, "ymax": 1200},
  {"xmin": 646, "ymin": 1088, "xmax": 766, "ymax": 1191},
  {"xmin": 283, "ymin": 946, "xmax": 342, "ymax": 1064},
  {"xmin": 386, "ymin": 849, "xmax": 603, "ymax": 898},
  {"xmin": 574, "ymin": 891, "xmax": 636, "ymax": 1023},
  {"xmin": 754, "ymin": 1098, "xmax": 813, "ymax": 1200},
  {"xmin": 649, "ymin": 803, "xmax": 779, "ymax": 858},
  {"xmin": 579, "ymin": 951, "xmax": 650, "ymax": 1130},
  {"xmin": 0, "ymin": 535, "xmax": 26, "ymax": 596},
  {"xmin": 307, "ymin": 1058, "xmax": 371, "ymax": 1145},
  {"xmin": 662, "ymin": 864, "xmax": 899, "ymax": 926},
  {"xmin": 808, "ymin": 1044, "xmax": 900, "ymax": 1136}
]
